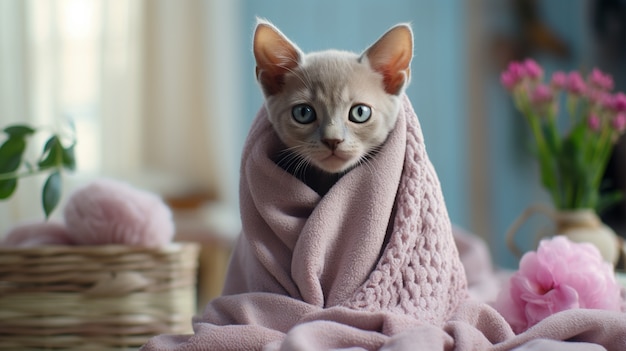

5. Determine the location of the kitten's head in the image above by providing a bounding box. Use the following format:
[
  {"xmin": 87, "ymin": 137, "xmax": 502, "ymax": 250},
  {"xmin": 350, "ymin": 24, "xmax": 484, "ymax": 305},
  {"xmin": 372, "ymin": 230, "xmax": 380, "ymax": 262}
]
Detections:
[{"xmin": 253, "ymin": 20, "xmax": 413, "ymax": 174}]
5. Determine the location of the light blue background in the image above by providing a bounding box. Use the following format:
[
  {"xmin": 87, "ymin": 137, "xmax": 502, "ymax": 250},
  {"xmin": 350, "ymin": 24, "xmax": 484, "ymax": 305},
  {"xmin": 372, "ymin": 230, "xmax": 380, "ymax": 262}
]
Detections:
[{"xmin": 238, "ymin": 0, "xmax": 470, "ymax": 232}]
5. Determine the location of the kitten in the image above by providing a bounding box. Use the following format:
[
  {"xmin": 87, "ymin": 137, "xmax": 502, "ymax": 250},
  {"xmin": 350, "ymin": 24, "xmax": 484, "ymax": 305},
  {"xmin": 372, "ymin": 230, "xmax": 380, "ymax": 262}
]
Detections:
[{"xmin": 253, "ymin": 20, "xmax": 413, "ymax": 195}]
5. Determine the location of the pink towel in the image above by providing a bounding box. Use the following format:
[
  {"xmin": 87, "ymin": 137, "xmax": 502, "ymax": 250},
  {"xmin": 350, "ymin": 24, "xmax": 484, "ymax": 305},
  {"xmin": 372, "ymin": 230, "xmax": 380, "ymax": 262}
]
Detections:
[{"xmin": 141, "ymin": 95, "xmax": 626, "ymax": 350}]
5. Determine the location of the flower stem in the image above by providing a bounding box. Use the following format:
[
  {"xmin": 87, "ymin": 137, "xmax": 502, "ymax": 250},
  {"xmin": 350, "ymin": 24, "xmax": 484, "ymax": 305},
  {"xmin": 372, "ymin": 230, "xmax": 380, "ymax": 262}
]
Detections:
[{"xmin": 525, "ymin": 109, "xmax": 561, "ymax": 207}]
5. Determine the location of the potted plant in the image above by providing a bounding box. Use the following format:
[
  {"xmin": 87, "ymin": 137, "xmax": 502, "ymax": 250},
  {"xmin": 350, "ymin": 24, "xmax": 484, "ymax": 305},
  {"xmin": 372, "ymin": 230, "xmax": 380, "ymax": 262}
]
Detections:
[{"xmin": 501, "ymin": 59, "xmax": 626, "ymax": 264}]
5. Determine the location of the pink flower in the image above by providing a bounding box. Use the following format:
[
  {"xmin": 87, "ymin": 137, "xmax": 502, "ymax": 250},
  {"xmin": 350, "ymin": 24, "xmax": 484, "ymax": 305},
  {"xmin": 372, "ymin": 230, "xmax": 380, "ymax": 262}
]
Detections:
[
  {"xmin": 588, "ymin": 114, "xmax": 601, "ymax": 132},
  {"xmin": 601, "ymin": 93, "xmax": 615, "ymax": 110},
  {"xmin": 500, "ymin": 59, "xmax": 545, "ymax": 90},
  {"xmin": 588, "ymin": 68, "xmax": 614, "ymax": 91},
  {"xmin": 530, "ymin": 84, "xmax": 554, "ymax": 105},
  {"xmin": 494, "ymin": 236, "xmax": 622, "ymax": 334},
  {"xmin": 501, "ymin": 62, "xmax": 526, "ymax": 90},
  {"xmin": 550, "ymin": 71, "xmax": 568, "ymax": 89},
  {"xmin": 567, "ymin": 71, "xmax": 586, "ymax": 95},
  {"xmin": 612, "ymin": 113, "xmax": 626, "ymax": 133},
  {"xmin": 612, "ymin": 92, "xmax": 626, "ymax": 112},
  {"xmin": 524, "ymin": 59, "xmax": 543, "ymax": 80},
  {"xmin": 501, "ymin": 72, "xmax": 519, "ymax": 90},
  {"xmin": 587, "ymin": 90, "xmax": 613, "ymax": 109}
]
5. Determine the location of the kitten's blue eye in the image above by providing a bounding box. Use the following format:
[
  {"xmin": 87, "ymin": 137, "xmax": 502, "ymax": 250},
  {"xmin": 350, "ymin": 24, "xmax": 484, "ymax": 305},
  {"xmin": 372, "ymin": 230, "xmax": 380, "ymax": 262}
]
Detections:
[
  {"xmin": 292, "ymin": 104, "xmax": 316, "ymax": 124},
  {"xmin": 349, "ymin": 104, "xmax": 372, "ymax": 123}
]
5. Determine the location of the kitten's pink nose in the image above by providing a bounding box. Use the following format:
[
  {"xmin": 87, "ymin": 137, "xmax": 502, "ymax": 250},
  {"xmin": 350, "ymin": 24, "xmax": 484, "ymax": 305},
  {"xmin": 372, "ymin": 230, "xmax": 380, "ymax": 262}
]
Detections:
[{"xmin": 322, "ymin": 138, "xmax": 343, "ymax": 151}]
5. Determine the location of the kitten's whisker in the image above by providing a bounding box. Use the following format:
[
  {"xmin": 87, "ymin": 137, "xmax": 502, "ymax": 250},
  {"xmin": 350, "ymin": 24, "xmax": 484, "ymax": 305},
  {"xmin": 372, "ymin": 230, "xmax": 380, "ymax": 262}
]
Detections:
[
  {"xmin": 275, "ymin": 144, "xmax": 315, "ymax": 182},
  {"xmin": 275, "ymin": 150, "xmax": 310, "ymax": 190},
  {"xmin": 357, "ymin": 149, "xmax": 385, "ymax": 185},
  {"xmin": 294, "ymin": 158, "xmax": 311, "ymax": 182},
  {"xmin": 277, "ymin": 151, "xmax": 304, "ymax": 173}
]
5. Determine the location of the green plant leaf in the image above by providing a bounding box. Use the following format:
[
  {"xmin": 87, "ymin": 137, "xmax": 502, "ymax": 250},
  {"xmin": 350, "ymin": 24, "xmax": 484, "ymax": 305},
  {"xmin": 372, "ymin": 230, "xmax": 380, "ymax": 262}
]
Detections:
[
  {"xmin": 0, "ymin": 132, "xmax": 28, "ymax": 201},
  {"xmin": 0, "ymin": 179, "xmax": 17, "ymax": 199},
  {"xmin": 542, "ymin": 121, "xmax": 560, "ymax": 155},
  {"xmin": 38, "ymin": 136, "xmax": 63, "ymax": 170},
  {"xmin": 0, "ymin": 137, "xmax": 27, "ymax": 173},
  {"xmin": 62, "ymin": 143, "xmax": 76, "ymax": 171},
  {"xmin": 4, "ymin": 125, "xmax": 35, "ymax": 138},
  {"xmin": 41, "ymin": 135, "xmax": 58, "ymax": 155},
  {"xmin": 42, "ymin": 171, "xmax": 61, "ymax": 218},
  {"xmin": 597, "ymin": 191, "xmax": 624, "ymax": 214},
  {"xmin": 559, "ymin": 134, "xmax": 590, "ymax": 208},
  {"xmin": 567, "ymin": 123, "xmax": 587, "ymax": 146}
]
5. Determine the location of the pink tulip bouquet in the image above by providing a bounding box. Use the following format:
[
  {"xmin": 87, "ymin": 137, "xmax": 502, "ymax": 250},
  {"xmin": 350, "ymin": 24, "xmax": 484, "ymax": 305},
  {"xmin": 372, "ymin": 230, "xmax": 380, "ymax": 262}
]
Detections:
[
  {"xmin": 494, "ymin": 236, "xmax": 623, "ymax": 333},
  {"xmin": 501, "ymin": 59, "xmax": 626, "ymax": 211}
]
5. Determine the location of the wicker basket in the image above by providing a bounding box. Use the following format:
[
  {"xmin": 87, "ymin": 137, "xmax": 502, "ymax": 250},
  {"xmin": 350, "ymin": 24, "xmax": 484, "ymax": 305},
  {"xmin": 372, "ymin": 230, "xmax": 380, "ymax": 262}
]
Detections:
[{"xmin": 0, "ymin": 243, "xmax": 199, "ymax": 351}]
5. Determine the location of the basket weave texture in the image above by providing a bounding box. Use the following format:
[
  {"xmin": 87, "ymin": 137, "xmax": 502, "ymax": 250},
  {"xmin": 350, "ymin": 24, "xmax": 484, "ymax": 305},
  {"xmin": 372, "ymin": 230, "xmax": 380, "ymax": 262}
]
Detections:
[{"xmin": 0, "ymin": 243, "xmax": 199, "ymax": 351}]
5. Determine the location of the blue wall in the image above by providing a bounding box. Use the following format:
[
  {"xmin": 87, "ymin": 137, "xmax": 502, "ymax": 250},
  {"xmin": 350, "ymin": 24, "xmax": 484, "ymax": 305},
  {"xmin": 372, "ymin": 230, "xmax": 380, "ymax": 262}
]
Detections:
[
  {"xmin": 485, "ymin": 0, "xmax": 606, "ymax": 268},
  {"xmin": 238, "ymin": 0, "xmax": 470, "ymax": 230}
]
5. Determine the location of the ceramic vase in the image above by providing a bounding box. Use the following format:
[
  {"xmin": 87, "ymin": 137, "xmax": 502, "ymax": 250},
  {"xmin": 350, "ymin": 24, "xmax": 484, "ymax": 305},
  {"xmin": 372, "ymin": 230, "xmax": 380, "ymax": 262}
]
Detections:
[{"xmin": 506, "ymin": 205, "xmax": 620, "ymax": 265}]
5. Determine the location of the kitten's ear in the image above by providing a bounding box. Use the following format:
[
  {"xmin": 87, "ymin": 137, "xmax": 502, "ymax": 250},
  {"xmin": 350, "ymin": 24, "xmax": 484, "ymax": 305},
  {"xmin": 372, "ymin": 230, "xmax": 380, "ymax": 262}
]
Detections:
[
  {"xmin": 362, "ymin": 24, "xmax": 413, "ymax": 95},
  {"xmin": 253, "ymin": 19, "xmax": 302, "ymax": 96}
]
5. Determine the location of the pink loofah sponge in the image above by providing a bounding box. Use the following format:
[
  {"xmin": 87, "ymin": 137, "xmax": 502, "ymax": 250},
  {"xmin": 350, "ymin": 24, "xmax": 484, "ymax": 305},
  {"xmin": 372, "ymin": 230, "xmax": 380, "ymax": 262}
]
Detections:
[{"xmin": 63, "ymin": 179, "xmax": 175, "ymax": 247}]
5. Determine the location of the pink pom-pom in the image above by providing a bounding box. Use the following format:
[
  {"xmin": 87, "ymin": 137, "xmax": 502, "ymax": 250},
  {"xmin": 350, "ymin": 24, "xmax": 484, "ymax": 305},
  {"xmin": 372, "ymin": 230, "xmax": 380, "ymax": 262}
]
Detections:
[
  {"xmin": 494, "ymin": 236, "xmax": 622, "ymax": 334},
  {"xmin": 2, "ymin": 221, "xmax": 74, "ymax": 247},
  {"xmin": 63, "ymin": 179, "xmax": 175, "ymax": 247}
]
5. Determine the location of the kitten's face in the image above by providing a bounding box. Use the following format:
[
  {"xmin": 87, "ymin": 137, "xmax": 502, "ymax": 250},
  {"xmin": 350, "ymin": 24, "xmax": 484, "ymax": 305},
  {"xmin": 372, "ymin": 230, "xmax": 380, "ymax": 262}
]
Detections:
[{"xmin": 253, "ymin": 21, "xmax": 413, "ymax": 174}]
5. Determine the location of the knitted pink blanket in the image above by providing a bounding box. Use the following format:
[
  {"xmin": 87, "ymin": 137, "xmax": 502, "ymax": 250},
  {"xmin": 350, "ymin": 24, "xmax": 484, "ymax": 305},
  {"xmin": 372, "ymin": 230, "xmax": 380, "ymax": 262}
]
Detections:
[{"xmin": 142, "ymin": 96, "xmax": 626, "ymax": 350}]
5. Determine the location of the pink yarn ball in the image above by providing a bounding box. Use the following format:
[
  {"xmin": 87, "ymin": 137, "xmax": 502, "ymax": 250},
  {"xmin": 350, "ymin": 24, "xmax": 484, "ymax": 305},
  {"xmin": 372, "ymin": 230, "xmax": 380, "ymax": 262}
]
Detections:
[
  {"xmin": 2, "ymin": 221, "xmax": 73, "ymax": 247},
  {"xmin": 494, "ymin": 236, "xmax": 623, "ymax": 334},
  {"xmin": 63, "ymin": 179, "xmax": 175, "ymax": 247}
]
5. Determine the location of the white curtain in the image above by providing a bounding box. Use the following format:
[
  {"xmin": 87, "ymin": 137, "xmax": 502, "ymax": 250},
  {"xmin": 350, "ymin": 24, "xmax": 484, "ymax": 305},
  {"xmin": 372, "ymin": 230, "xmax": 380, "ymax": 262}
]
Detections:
[
  {"xmin": 0, "ymin": 0, "xmax": 34, "ymax": 231},
  {"xmin": 0, "ymin": 0, "xmax": 242, "ymax": 237}
]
